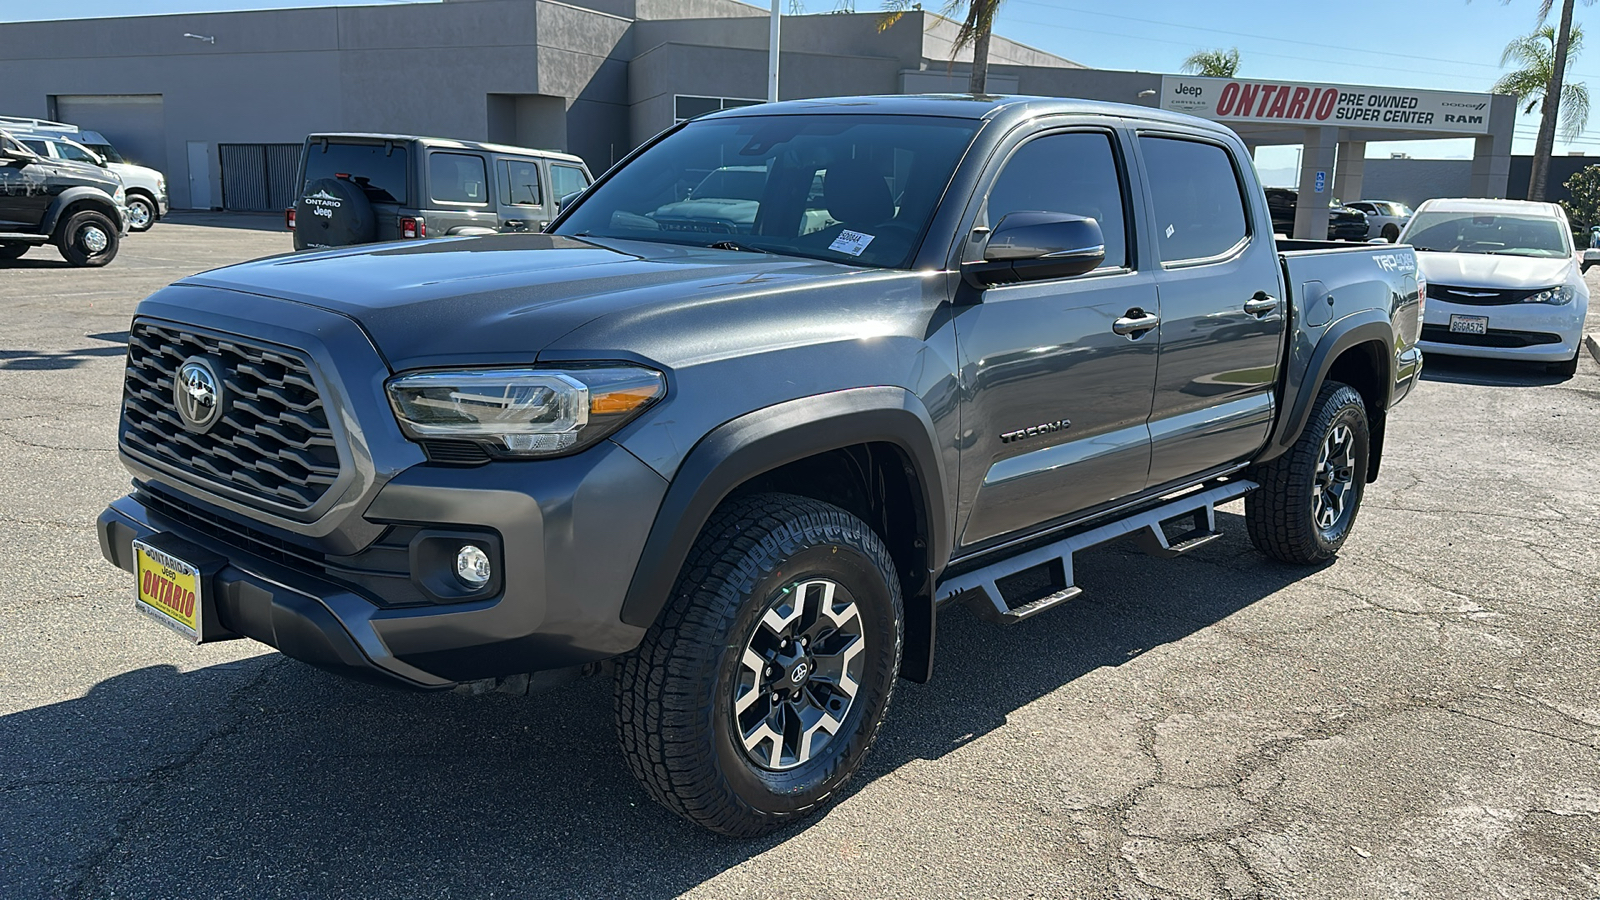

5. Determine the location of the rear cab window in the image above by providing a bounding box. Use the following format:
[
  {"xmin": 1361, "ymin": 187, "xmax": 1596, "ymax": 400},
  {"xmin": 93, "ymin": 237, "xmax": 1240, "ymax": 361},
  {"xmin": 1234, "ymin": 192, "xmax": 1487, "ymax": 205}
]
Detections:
[
  {"xmin": 304, "ymin": 140, "xmax": 409, "ymax": 205},
  {"xmin": 1139, "ymin": 136, "xmax": 1250, "ymax": 264},
  {"xmin": 429, "ymin": 152, "xmax": 490, "ymax": 205}
]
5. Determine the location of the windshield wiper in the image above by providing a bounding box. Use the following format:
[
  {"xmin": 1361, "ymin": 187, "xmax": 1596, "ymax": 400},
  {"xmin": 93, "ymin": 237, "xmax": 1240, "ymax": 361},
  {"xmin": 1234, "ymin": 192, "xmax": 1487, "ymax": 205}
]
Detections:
[{"xmin": 707, "ymin": 239, "xmax": 763, "ymax": 253}]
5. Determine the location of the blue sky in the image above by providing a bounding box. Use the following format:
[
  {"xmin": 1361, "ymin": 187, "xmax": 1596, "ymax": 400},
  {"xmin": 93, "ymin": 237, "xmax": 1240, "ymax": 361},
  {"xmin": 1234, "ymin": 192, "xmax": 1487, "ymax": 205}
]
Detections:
[{"xmin": 4, "ymin": 0, "xmax": 1590, "ymax": 162}]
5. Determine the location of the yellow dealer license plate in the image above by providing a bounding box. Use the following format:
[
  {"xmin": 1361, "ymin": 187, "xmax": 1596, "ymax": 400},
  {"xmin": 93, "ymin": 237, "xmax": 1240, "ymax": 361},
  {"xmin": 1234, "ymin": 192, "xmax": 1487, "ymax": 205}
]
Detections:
[{"xmin": 133, "ymin": 540, "xmax": 202, "ymax": 642}]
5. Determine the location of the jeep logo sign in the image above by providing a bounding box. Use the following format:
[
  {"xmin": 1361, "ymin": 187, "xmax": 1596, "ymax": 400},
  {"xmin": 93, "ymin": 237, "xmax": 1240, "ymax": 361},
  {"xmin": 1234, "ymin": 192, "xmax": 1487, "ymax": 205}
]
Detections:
[{"xmin": 1157, "ymin": 75, "xmax": 1493, "ymax": 135}]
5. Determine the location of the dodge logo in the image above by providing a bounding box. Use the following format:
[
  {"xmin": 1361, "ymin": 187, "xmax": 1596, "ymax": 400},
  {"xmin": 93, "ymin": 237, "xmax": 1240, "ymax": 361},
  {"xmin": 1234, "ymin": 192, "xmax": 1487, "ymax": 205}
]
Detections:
[{"xmin": 175, "ymin": 357, "xmax": 224, "ymax": 433}]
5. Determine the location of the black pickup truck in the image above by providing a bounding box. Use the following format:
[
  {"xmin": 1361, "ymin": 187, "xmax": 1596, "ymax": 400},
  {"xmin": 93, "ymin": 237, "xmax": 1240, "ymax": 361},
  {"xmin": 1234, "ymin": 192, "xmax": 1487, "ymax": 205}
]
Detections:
[{"xmin": 98, "ymin": 95, "xmax": 1423, "ymax": 836}]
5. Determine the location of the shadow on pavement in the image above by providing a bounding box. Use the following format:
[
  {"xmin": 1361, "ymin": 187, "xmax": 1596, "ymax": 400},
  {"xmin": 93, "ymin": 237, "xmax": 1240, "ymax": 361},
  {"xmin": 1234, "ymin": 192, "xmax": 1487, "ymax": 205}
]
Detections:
[
  {"xmin": 162, "ymin": 211, "xmax": 288, "ymax": 233},
  {"xmin": 2, "ymin": 512, "xmax": 1311, "ymax": 898},
  {"xmin": 0, "ymin": 343, "xmax": 127, "ymax": 370},
  {"xmin": 1419, "ymin": 353, "xmax": 1568, "ymax": 387}
]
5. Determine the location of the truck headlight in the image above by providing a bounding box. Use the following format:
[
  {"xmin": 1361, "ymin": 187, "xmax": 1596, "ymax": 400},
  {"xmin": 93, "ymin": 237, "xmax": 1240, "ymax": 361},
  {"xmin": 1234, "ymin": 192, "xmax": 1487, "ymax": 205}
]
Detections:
[
  {"xmin": 386, "ymin": 366, "xmax": 665, "ymax": 458},
  {"xmin": 1522, "ymin": 285, "xmax": 1576, "ymax": 305}
]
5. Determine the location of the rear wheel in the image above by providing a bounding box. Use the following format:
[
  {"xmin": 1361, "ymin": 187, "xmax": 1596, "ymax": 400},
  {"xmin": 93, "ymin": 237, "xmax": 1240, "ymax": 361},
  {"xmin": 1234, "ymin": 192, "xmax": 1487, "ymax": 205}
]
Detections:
[
  {"xmin": 0, "ymin": 243, "xmax": 28, "ymax": 261},
  {"xmin": 126, "ymin": 195, "xmax": 156, "ymax": 232},
  {"xmin": 614, "ymin": 493, "xmax": 904, "ymax": 836},
  {"xmin": 1247, "ymin": 382, "xmax": 1370, "ymax": 564},
  {"xmin": 55, "ymin": 210, "xmax": 120, "ymax": 267},
  {"xmin": 1381, "ymin": 223, "xmax": 1400, "ymax": 242}
]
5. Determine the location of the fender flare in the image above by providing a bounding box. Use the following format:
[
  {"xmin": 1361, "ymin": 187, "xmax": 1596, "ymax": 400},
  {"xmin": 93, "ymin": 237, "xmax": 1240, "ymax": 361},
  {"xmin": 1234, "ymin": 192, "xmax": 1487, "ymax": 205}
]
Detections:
[
  {"xmin": 42, "ymin": 187, "xmax": 121, "ymax": 237},
  {"xmin": 1260, "ymin": 309, "xmax": 1394, "ymax": 464},
  {"xmin": 618, "ymin": 387, "xmax": 953, "ymax": 675}
]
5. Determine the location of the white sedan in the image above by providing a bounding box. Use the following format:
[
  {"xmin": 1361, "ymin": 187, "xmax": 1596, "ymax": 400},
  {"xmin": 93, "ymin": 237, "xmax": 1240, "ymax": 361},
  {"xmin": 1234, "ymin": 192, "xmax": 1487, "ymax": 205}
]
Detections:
[
  {"xmin": 1346, "ymin": 200, "xmax": 1412, "ymax": 242},
  {"xmin": 1401, "ymin": 198, "xmax": 1588, "ymax": 376}
]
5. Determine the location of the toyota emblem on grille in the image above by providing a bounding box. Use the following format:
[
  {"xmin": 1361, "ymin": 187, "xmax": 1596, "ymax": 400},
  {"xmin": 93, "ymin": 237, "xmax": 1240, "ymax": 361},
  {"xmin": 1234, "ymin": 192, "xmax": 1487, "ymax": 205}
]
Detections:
[{"xmin": 175, "ymin": 357, "xmax": 224, "ymax": 433}]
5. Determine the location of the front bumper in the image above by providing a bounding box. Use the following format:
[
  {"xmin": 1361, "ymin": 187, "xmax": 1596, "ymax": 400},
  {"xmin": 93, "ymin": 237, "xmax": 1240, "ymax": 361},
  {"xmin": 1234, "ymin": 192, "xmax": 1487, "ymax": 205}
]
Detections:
[
  {"xmin": 99, "ymin": 441, "xmax": 669, "ymax": 688},
  {"xmin": 1420, "ymin": 297, "xmax": 1586, "ymax": 363}
]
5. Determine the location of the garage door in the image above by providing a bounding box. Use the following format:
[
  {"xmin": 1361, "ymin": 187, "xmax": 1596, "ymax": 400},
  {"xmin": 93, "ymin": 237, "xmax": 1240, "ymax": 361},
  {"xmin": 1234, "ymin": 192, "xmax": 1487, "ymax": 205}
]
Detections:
[
  {"xmin": 219, "ymin": 144, "xmax": 301, "ymax": 212},
  {"xmin": 50, "ymin": 94, "xmax": 167, "ymax": 175}
]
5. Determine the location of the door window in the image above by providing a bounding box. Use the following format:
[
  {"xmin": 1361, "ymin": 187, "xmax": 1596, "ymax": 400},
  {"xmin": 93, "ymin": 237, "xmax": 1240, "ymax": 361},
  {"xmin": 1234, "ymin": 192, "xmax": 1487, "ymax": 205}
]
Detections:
[
  {"xmin": 19, "ymin": 139, "xmax": 49, "ymax": 156},
  {"xmin": 500, "ymin": 159, "xmax": 542, "ymax": 206},
  {"xmin": 550, "ymin": 164, "xmax": 590, "ymax": 202},
  {"xmin": 429, "ymin": 152, "xmax": 489, "ymax": 205},
  {"xmin": 1139, "ymin": 137, "xmax": 1250, "ymax": 263},
  {"xmin": 60, "ymin": 142, "xmax": 100, "ymax": 164},
  {"xmin": 984, "ymin": 132, "xmax": 1128, "ymax": 270}
]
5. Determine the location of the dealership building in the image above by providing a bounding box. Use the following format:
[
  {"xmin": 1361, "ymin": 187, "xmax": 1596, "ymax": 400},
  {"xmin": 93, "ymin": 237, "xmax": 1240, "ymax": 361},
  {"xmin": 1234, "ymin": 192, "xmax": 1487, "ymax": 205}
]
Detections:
[{"xmin": 0, "ymin": 0, "xmax": 1516, "ymax": 238}]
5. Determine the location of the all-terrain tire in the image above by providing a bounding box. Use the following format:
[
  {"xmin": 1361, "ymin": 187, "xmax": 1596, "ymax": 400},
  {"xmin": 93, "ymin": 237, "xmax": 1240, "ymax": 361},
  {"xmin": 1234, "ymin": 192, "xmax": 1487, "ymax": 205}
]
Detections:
[
  {"xmin": 55, "ymin": 210, "xmax": 120, "ymax": 267},
  {"xmin": 294, "ymin": 176, "xmax": 376, "ymax": 251},
  {"xmin": 614, "ymin": 492, "xmax": 904, "ymax": 837},
  {"xmin": 1246, "ymin": 382, "xmax": 1370, "ymax": 565},
  {"xmin": 0, "ymin": 242, "xmax": 28, "ymax": 261}
]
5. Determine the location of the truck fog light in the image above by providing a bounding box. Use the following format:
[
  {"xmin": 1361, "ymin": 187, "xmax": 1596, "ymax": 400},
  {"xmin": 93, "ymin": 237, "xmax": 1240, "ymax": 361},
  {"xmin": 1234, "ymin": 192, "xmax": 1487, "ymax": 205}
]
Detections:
[{"xmin": 456, "ymin": 544, "xmax": 491, "ymax": 588}]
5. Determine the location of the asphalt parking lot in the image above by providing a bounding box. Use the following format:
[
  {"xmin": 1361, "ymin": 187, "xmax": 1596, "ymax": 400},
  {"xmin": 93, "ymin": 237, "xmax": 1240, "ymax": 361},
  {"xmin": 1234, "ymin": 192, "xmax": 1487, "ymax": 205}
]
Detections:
[{"xmin": 2, "ymin": 215, "xmax": 1597, "ymax": 899}]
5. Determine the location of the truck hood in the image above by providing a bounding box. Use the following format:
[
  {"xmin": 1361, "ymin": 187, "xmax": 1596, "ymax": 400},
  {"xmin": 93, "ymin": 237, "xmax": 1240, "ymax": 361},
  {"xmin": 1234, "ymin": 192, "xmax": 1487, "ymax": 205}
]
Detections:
[
  {"xmin": 179, "ymin": 233, "xmax": 874, "ymax": 370},
  {"xmin": 1415, "ymin": 250, "xmax": 1578, "ymax": 289}
]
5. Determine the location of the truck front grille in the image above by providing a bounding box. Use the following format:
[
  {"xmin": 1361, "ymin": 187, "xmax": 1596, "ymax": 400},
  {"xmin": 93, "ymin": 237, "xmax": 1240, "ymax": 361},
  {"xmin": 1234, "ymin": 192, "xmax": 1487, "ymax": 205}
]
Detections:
[{"xmin": 120, "ymin": 321, "xmax": 342, "ymax": 510}]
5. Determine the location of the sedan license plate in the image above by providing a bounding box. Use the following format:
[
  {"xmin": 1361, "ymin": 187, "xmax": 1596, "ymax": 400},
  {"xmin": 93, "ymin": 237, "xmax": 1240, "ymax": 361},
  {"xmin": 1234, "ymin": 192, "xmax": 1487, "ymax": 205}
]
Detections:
[
  {"xmin": 1449, "ymin": 314, "xmax": 1489, "ymax": 335},
  {"xmin": 133, "ymin": 540, "xmax": 202, "ymax": 642}
]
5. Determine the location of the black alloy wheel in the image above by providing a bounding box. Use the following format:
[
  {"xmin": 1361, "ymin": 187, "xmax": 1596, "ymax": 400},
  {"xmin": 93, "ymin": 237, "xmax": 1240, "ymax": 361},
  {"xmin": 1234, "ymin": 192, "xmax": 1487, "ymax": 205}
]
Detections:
[
  {"xmin": 615, "ymin": 493, "xmax": 903, "ymax": 837},
  {"xmin": 1246, "ymin": 382, "xmax": 1370, "ymax": 564}
]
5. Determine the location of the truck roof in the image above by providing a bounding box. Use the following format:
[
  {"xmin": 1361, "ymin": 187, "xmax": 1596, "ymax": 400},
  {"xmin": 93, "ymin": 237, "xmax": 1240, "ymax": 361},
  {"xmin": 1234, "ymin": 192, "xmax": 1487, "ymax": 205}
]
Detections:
[
  {"xmin": 700, "ymin": 94, "xmax": 1235, "ymax": 134},
  {"xmin": 1418, "ymin": 197, "xmax": 1564, "ymax": 217},
  {"xmin": 305, "ymin": 133, "xmax": 585, "ymax": 164}
]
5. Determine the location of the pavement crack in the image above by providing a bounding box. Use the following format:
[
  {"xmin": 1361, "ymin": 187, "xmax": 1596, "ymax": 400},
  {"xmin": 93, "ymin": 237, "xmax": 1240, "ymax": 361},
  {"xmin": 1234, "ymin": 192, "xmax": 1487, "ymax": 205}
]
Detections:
[{"xmin": 64, "ymin": 657, "xmax": 288, "ymax": 899}]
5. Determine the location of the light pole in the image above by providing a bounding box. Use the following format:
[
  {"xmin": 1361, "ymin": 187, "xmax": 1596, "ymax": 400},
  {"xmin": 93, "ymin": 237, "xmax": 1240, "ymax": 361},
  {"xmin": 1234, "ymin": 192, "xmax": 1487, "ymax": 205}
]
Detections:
[{"xmin": 768, "ymin": 0, "xmax": 781, "ymax": 102}]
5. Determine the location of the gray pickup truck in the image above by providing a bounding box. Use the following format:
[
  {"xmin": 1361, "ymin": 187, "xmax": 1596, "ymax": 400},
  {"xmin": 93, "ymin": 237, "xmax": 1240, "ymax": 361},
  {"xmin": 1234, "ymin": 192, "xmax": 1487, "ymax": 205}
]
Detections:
[{"xmin": 98, "ymin": 95, "xmax": 1423, "ymax": 836}]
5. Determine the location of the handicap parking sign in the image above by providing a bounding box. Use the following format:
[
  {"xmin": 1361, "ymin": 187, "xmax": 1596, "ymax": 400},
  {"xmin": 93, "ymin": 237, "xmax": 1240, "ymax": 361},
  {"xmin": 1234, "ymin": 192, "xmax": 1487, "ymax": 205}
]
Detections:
[{"xmin": 1314, "ymin": 171, "xmax": 1326, "ymax": 193}]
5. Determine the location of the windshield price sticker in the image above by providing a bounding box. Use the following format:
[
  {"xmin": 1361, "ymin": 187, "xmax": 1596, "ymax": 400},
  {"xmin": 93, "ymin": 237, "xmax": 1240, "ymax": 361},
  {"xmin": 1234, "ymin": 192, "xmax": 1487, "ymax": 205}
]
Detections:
[{"xmin": 829, "ymin": 230, "xmax": 875, "ymax": 257}]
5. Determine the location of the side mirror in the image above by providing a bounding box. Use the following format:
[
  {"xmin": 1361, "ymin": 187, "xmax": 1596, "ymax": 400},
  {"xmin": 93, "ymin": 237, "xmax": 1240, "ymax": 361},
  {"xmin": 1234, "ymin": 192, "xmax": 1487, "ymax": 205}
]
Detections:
[
  {"xmin": 963, "ymin": 212, "xmax": 1106, "ymax": 288},
  {"xmin": 554, "ymin": 189, "xmax": 583, "ymax": 214}
]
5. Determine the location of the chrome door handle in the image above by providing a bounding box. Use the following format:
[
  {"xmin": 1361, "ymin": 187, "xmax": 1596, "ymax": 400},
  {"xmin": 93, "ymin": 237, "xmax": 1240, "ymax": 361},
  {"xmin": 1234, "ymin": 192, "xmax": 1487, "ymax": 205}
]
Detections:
[
  {"xmin": 1244, "ymin": 293, "xmax": 1280, "ymax": 316},
  {"xmin": 1112, "ymin": 310, "xmax": 1161, "ymax": 336},
  {"xmin": 503, "ymin": 220, "xmax": 524, "ymax": 229}
]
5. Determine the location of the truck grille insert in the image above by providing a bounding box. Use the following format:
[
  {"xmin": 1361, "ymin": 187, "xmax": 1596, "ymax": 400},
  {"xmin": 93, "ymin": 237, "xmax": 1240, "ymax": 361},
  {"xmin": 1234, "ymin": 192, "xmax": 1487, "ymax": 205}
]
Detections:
[{"xmin": 121, "ymin": 322, "xmax": 342, "ymax": 510}]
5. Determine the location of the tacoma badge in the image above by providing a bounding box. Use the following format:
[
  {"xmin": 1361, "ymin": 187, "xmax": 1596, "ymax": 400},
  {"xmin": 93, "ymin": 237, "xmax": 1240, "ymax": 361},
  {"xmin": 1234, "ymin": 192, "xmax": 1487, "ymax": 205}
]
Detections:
[{"xmin": 999, "ymin": 419, "xmax": 1071, "ymax": 443}]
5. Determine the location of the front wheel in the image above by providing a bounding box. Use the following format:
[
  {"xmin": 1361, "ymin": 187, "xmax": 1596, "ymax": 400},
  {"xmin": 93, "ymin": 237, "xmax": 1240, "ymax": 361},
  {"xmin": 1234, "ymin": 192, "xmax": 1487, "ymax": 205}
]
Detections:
[
  {"xmin": 1381, "ymin": 223, "xmax": 1400, "ymax": 243},
  {"xmin": 1247, "ymin": 382, "xmax": 1370, "ymax": 564},
  {"xmin": 56, "ymin": 210, "xmax": 120, "ymax": 267},
  {"xmin": 126, "ymin": 195, "xmax": 156, "ymax": 232},
  {"xmin": 614, "ymin": 493, "xmax": 904, "ymax": 836}
]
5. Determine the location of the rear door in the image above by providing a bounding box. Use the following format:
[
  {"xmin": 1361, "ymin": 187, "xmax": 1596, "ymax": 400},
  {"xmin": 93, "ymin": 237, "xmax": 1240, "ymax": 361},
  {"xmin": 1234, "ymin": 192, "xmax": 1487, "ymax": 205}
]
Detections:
[
  {"xmin": 952, "ymin": 125, "xmax": 1161, "ymax": 549},
  {"xmin": 548, "ymin": 161, "xmax": 592, "ymax": 218},
  {"xmin": 1136, "ymin": 133, "xmax": 1286, "ymax": 487},
  {"xmin": 300, "ymin": 138, "xmax": 409, "ymax": 241},
  {"xmin": 495, "ymin": 156, "xmax": 549, "ymax": 231},
  {"xmin": 425, "ymin": 149, "xmax": 498, "ymax": 234}
]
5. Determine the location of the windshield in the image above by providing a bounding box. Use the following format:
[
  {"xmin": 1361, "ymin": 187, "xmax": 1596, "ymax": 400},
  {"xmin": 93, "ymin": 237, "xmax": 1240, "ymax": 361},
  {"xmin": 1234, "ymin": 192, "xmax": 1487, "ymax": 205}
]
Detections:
[
  {"xmin": 304, "ymin": 140, "xmax": 409, "ymax": 204},
  {"xmin": 1402, "ymin": 210, "xmax": 1572, "ymax": 258},
  {"xmin": 83, "ymin": 142, "xmax": 125, "ymax": 164},
  {"xmin": 554, "ymin": 114, "xmax": 980, "ymax": 268}
]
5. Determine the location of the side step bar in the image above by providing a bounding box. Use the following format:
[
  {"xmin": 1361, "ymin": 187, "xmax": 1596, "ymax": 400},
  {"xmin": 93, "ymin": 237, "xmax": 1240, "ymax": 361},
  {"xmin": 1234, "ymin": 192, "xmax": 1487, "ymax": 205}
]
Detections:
[{"xmin": 936, "ymin": 479, "xmax": 1258, "ymax": 625}]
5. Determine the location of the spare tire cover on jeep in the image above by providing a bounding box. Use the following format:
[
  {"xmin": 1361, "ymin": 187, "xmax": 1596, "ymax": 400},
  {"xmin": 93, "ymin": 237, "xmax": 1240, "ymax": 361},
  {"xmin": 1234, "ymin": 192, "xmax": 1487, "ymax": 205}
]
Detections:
[{"xmin": 294, "ymin": 177, "xmax": 377, "ymax": 250}]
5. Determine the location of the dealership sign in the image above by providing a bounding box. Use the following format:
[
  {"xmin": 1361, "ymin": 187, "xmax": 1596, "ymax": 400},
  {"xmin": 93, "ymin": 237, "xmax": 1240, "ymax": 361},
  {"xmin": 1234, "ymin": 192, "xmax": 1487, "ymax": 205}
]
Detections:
[{"xmin": 1159, "ymin": 76, "xmax": 1491, "ymax": 135}]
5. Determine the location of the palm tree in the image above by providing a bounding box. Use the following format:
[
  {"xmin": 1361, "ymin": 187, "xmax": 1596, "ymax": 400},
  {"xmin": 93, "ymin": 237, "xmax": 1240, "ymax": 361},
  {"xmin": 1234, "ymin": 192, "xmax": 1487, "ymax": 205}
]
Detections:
[
  {"xmin": 1180, "ymin": 47, "xmax": 1241, "ymax": 77},
  {"xmin": 1494, "ymin": 24, "xmax": 1590, "ymax": 144},
  {"xmin": 881, "ymin": 0, "xmax": 1004, "ymax": 94},
  {"xmin": 1498, "ymin": 0, "xmax": 1597, "ymax": 200}
]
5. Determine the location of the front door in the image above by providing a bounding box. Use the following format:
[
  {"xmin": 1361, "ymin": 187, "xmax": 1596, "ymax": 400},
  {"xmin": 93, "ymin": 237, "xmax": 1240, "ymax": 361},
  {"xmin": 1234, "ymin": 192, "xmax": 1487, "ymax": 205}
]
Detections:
[
  {"xmin": 1135, "ymin": 134, "xmax": 1287, "ymax": 486},
  {"xmin": 0, "ymin": 136, "xmax": 52, "ymax": 232},
  {"xmin": 954, "ymin": 128, "xmax": 1161, "ymax": 549}
]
